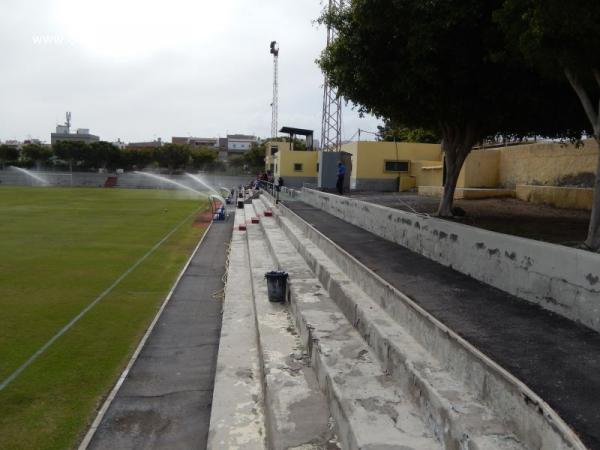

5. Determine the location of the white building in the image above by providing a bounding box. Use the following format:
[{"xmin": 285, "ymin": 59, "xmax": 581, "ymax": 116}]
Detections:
[{"xmin": 227, "ymin": 134, "xmax": 257, "ymax": 155}]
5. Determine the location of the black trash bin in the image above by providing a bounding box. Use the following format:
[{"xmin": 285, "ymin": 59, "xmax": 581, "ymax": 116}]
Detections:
[{"xmin": 264, "ymin": 271, "xmax": 288, "ymax": 302}]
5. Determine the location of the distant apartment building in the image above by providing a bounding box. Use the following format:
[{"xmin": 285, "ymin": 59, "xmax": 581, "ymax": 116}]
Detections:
[
  {"xmin": 50, "ymin": 112, "xmax": 100, "ymax": 145},
  {"xmin": 218, "ymin": 137, "xmax": 228, "ymax": 161},
  {"xmin": 171, "ymin": 136, "xmax": 218, "ymax": 148},
  {"xmin": 127, "ymin": 138, "xmax": 163, "ymax": 149},
  {"xmin": 227, "ymin": 134, "xmax": 257, "ymax": 154},
  {"xmin": 112, "ymin": 139, "xmax": 127, "ymax": 149},
  {"xmin": 2, "ymin": 139, "xmax": 22, "ymax": 148},
  {"xmin": 51, "ymin": 126, "xmax": 99, "ymax": 145},
  {"xmin": 23, "ymin": 138, "xmax": 43, "ymax": 145}
]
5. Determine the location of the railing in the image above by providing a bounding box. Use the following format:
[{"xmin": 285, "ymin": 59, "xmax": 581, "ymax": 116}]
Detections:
[{"xmin": 257, "ymin": 181, "xmax": 301, "ymax": 202}]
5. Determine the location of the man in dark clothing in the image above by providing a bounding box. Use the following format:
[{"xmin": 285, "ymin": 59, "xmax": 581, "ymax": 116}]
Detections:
[{"xmin": 336, "ymin": 162, "xmax": 346, "ymax": 195}]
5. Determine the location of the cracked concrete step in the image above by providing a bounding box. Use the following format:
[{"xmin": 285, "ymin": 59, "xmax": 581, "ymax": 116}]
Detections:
[
  {"xmin": 207, "ymin": 210, "xmax": 265, "ymax": 450},
  {"xmin": 263, "ymin": 197, "xmax": 526, "ymax": 450},
  {"xmin": 243, "ymin": 203, "xmax": 335, "ymax": 449},
  {"xmin": 262, "ymin": 194, "xmax": 586, "ymax": 450},
  {"xmin": 252, "ymin": 201, "xmax": 442, "ymax": 450}
]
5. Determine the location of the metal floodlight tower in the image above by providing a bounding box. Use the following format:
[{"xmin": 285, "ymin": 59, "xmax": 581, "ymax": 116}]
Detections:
[
  {"xmin": 270, "ymin": 41, "xmax": 279, "ymax": 138},
  {"xmin": 320, "ymin": 0, "xmax": 344, "ymax": 151}
]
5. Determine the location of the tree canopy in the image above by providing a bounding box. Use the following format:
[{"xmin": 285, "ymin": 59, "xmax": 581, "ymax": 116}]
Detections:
[
  {"xmin": 494, "ymin": 0, "xmax": 600, "ymax": 249},
  {"xmin": 377, "ymin": 119, "xmax": 440, "ymax": 144},
  {"xmin": 0, "ymin": 145, "xmax": 19, "ymax": 168},
  {"xmin": 190, "ymin": 147, "xmax": 218, "ymax": 170},
  {"xmin": 319, "ymin": 0, "xmax": 587, "ymax": 215},
  {"xmin": 88, "ymin": 141, "xmax": 121, "ymax": 170},
  {"xmin": 52, "ymin": 141, "xmax": 89, "ymax": 171},
  {"xmin": 153, "ymin": 143, "xmax": 190, "ymax": 174}
]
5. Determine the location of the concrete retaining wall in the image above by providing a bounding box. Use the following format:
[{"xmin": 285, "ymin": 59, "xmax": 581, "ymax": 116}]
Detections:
[
  {"xmin": 300, "ymin": 188, "xmax": 600, "ymax": 332},
  {"xmin": 280, "ymin": 176, "xmax": 317, "ymax": 189},
  {"xmin": 0, "ymin": 170, "xmax": 249, "ymax": 191}
]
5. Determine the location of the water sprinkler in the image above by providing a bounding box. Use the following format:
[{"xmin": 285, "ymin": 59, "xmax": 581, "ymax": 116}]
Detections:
[{"xmin": 209, "ymin": 194, "xmax": 227, "ymax": 221}]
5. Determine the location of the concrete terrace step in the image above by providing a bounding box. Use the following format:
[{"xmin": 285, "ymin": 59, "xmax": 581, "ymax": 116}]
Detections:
[
  {"xmin": 243, "ymin": 203, "xmax": 334, "ymax": 449},
  {"xmin": 260, "ymin": 196, "xmax": 526, "ymax": 450},
  {"xmin": 253, "ymin": 200, "xmax": 442, "ymax": 449},
  {"xmin": 262, "ymin": 195, "xmax": 587, "ymax": 450},
  {"xmin": 207, "ymin": 210, "xmax": 265, "ymax": 450}
]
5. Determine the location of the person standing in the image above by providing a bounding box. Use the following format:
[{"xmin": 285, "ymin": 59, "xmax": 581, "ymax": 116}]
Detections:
[{"xmin": 336, "ymin": 161, "xmax": 346, "ymax": 195}]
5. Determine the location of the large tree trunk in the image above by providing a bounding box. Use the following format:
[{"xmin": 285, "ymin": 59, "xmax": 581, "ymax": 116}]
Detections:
[
  {"xmin": 586, "ymin": 138, "xmax": 600, "ymax": 250},
  {"xmin": 565, "ymin": 68, "xmax": 600, "ymax": 251},
  {"xmin": 437, "ymin": 124, "xmax": 478, "ymax": 217}
]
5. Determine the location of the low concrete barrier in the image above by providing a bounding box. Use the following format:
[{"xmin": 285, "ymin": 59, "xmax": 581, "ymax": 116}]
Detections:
[
  {"xmin": 300, "ymin": 188, "xmax": 600, "ymax": 332},
  {"xmin": 516, "ymin": 184, "xmax": 593, "ymax": 210},
  {"xmin": 0, "ymin": 170, "xmax": 249, "ymax": 191}
]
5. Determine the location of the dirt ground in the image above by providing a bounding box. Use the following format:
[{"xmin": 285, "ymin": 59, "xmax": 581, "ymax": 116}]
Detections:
[{"xmin": 349, "ymin": 192, "xmax": 591, "ymax": 246}]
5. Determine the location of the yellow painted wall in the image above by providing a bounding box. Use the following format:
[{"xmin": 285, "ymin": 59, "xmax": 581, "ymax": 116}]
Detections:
[
  {"xmin": 264, "ymin": 141, "xmax": 290, "ymax": 171},
  {"xmin": 273, "ymin": 150, "xmax": 318, "ymax": 178},
  {"xmin": 412, "ymin": 160, "xmax": 443, "ymax": 187},
  {"xmin": 425, "ymin": 140, "xmax": 597, "ymax": 190},
  {"xmin": 498, "ymin": 140, "xmax": 598, "ymax": 188},
  {"xmin": 342, "ymin": 141, "xmax": 442, "ymax": 180},
  {"xmin": 516, "ymin": 185, "xmax": 593, "ymax": 210},
  {"xmin": 461, "ymin": 149, "xmax": 501, "ymax": 188},
  {"xmin": 399, "ymin": 175, "xmax": 416, "ymax": 191}
]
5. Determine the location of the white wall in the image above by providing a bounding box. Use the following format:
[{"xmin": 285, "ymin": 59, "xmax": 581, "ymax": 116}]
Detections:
[{"xmin": 300, "ymin": 188, "xmax": 600, "ymax": 332}]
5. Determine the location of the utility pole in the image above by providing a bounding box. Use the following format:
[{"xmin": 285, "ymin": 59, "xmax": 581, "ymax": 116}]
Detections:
[
  {"xmin": 320, "ymin": 0, "xmax": 344, "ymax": 151},
  {"xmin": 270, "ymin": 41, "xmax": 279, "ymax": 139}
]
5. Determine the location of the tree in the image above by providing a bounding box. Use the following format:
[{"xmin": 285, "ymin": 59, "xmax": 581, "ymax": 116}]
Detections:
[
  {"xmin": 0, "ymin": 144, "xmax": 19, "ymax": 169},
  {"xmin": 318, "ymin": 0, "xmax": 585, "ymax": 216},
  {"xmin": 52, "ymin": 141, "xmax": 88, "ymax": 171},
  {"xmin": 229, "ymin": 155, "xmax": 245, "ymax": 168},
  {"xmin": 153, "ymin": 143, "xmax": 190, "ymax": 174},
  {"xmin": 120, "ymin": 147, "xmax": 155, "ymax": 170},
  {"xmin": 377, "ymin": 119, "xmax": 440, "ymax": 144},
  {"xmin": 21, "ymin": 144, "xmax": 52, "ymax": 169},
  {"xmin": 190, "ymin": 147, "xmax": 218, "ymax": 170},
  {"xmin": 243, "ymin": 142, "xmax": 266, "ymax": 168},
  {"xmin": 495, "ymin": 0, "xmax": 600, "ymax": 250},
  {"xmin": 87, "ymin": 141, "xmax": 121, "ymax": 170}
]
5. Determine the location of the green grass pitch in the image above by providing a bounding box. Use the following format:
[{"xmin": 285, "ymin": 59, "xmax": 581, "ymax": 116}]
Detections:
[{"xmin": 0, "ymin": 186, "xmax": 208, "ymax": 449}]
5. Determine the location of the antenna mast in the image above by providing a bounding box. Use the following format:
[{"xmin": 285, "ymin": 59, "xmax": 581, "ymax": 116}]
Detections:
[
  {"xmin": 65, "ymin": 111, "xmax": 72, "ymax": 134},
  {"xmin": 270, "ymin": 41, "xmax": 279, "ymax": 138},
  {"xmin": 320, "ymin": 0, "xmax": 344, "ymax": 151}
]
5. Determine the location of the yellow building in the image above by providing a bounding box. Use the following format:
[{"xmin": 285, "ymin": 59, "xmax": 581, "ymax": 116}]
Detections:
[
  {"xmin": 264, "ymin": 140, "xmax": 319, "ymax": 188},
  {"xmin": 340, "ymin": 141, "xmax": 442, "ymax": 191},
  {"xmin": 265, "ymin": 138, "xmax": 597, "ymax": 210}
]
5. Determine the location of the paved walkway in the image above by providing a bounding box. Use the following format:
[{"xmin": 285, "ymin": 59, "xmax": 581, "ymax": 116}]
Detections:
[
  {"xmin": 87, "ymin": 219, "xmax": 233, "ymax": 450},
  {"xmin": 284, "ymin": 199, "xmax": 600, "ymax": 450}
]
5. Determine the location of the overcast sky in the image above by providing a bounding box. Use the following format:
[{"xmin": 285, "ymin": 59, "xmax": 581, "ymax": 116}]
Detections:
[{"xmin": 0, "ymin": 0, "xmax": 381, "ymax": 143}]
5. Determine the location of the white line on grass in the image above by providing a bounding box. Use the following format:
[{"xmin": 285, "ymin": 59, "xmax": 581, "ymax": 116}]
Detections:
[
  {"xmin": 78, "ymin": 221, "xmax": 213, "ymax": 449},
  {"xmin": 0, "ymin": 209, "xmax": 201, "ymax": 392}
]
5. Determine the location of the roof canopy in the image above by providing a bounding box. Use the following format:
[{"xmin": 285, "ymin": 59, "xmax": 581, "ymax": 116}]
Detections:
[
  {"xmin": 279, "ymin": 126, "xmax": 313, "ymax": 137},
  {"xmin": 279, "ymin": 126, "xmax": 314, "ymax": 150}
]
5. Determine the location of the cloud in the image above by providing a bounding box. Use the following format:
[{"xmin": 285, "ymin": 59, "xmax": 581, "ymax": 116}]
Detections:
[{"xmin": 0, "ymin": 0, "xmax": 380, "ymax": 143}]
